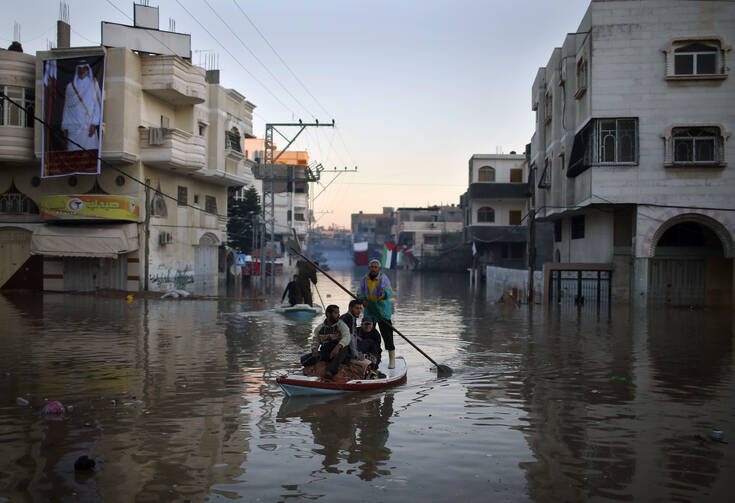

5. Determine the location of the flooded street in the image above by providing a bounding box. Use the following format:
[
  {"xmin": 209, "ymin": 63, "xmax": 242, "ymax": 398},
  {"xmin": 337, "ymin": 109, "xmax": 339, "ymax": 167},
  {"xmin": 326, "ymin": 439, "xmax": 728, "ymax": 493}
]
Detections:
[{"xmin": 1, "ymin": 267, "xmax": 734, "ymax": 502}]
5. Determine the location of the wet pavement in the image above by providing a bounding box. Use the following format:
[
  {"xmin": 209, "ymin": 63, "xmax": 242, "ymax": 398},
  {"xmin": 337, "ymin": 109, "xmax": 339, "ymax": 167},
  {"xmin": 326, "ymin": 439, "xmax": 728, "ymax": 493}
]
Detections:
[{"xmin": 1, "ymin": 267, "xmax": 734, "ymax": 502}]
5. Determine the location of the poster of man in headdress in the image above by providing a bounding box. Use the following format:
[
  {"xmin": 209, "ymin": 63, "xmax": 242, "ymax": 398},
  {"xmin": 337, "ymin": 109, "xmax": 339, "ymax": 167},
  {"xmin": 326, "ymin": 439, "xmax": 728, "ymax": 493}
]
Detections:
[{"xmin": 41, "ymin": 54, "xmax": 105, "ymax": 178}]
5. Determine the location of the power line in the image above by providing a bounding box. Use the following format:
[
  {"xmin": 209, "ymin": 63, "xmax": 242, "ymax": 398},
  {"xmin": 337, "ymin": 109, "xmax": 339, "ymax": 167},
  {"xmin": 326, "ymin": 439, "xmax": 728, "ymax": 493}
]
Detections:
[
  {"xmin": 172, "ymin": 0, "xmax": 299, "ymax": 118},
  {"xmin": 201, "ymin": 0, "xmax": 317, "ymax": 120}
]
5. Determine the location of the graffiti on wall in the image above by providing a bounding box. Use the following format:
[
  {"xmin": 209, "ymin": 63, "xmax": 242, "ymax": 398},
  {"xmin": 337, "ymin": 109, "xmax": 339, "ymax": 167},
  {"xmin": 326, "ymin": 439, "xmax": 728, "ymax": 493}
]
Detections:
[{"xmin": 149, "ymin": 264, "xmax": 194, "ymax": 291}]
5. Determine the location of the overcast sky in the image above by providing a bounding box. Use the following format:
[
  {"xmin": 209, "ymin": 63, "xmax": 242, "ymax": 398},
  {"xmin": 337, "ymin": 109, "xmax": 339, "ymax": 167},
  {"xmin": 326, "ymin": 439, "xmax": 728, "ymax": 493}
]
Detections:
[{"xmin": 4, "ymin": 0, "xmax": 592, "ymax": 228}]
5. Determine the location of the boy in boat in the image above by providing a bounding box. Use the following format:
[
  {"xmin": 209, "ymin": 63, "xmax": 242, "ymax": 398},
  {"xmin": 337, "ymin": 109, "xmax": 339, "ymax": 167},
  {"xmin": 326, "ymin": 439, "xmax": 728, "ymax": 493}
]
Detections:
[
  {"xmin": 356, "ymin": 259, "xmax": 396, "ymax": 368},
  {"xmin": 356, "ymin": 316, "xmax": 382, "ymax": 365},
  {"xmin": 339, "ymin": 299, "xmax": 364, "ymax": 358},
  {"xmin": 281, "ymin": 274, "xmax": 300, "ymax": 306},
  {"xmin": 310, "ymin": 304, "xmax": 351, "ymax": 380}
]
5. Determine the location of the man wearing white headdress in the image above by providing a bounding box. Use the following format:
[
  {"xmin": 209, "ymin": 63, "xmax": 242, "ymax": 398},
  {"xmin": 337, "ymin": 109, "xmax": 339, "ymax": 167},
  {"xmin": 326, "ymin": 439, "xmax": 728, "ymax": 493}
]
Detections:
[{"xmin": 61, "ymin": 61, "xmax": 101, "ymax": 151}]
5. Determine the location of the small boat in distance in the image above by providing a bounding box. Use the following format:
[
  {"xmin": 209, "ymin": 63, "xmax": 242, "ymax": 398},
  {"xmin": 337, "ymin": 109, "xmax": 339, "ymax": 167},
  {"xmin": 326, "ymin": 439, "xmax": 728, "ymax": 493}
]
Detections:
[
  {"xmin": 275, "ymin": 303, "xmax": 323, "ymax": 318},
  {"xmin": 277, "ymin": 357, "xmax": 407, "ymax": 396}
]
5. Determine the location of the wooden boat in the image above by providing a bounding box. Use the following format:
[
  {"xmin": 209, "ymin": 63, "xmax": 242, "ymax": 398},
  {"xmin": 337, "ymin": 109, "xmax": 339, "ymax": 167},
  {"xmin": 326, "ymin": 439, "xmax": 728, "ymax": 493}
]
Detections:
[
  {"xmin": 276, "ymin": 357, "xmax": 407, "ymax": 396},
  {"xmin": 275, "ymin": 303, "xmax": 323, "ymax": 318}
]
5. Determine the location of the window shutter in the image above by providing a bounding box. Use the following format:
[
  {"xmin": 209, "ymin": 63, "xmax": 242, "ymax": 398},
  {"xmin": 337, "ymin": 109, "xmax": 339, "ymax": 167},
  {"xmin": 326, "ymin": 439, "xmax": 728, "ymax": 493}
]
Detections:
[{"xmin": 665, "ymin": 49, "xmax": 674, "ymax": 77}]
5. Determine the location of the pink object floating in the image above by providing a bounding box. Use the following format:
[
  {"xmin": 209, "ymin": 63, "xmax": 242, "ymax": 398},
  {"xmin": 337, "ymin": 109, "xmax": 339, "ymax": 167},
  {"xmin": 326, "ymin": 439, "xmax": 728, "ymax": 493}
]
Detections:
[{"xmin": 42, "ymin": 400, "xmax": 65, "ymax": 416}]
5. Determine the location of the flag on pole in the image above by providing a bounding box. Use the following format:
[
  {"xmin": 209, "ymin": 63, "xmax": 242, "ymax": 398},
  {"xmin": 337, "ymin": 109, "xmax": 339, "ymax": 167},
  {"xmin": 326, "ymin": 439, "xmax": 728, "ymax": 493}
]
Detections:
[{"xmin": 382, "ymin": 242, "xmax": 398, "ymax": 269}]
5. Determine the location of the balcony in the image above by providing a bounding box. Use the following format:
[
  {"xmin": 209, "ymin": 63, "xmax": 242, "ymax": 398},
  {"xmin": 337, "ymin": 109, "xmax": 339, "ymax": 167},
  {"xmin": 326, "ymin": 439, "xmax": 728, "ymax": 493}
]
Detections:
[
  {"xmin": 139, "ymin": 127, "xmax": 206, "ymax": 172},
  {"xmin": 468, "ymin": 183, "xmax": 529, "ymax": 200},
  {"xmin": 0, "ymin": 126, "xmax": 34, "ymax": 162},
  {"xmin": 141, "ymin": 55, "xmax": 206, "ymax": 106},
  {"xmin": 0, "ymin": 50, "xmax": 35, "ymax": 162}
]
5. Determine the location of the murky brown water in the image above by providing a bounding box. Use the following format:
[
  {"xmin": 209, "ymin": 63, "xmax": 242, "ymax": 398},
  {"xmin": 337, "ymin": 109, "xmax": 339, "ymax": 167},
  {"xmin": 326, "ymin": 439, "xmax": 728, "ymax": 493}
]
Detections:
[{"xmin": 1, "ymin": 268, "xmax": 734, "ymax": 502}]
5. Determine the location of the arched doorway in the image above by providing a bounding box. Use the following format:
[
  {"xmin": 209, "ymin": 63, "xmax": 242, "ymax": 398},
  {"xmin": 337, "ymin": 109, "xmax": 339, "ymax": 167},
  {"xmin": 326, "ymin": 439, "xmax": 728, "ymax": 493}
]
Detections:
[
  {"xmin": 193, "ymin": 232, "xmax": 219, "ymax": 296},
  {"xmin": 649, "ymin": 214, "xmax": 733, "ymax": 305}
]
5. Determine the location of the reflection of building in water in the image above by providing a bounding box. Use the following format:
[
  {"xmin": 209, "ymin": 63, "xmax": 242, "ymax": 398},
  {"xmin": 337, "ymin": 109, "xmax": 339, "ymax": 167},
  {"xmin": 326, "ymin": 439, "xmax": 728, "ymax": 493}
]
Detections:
[
  {"xmin": 0, "ymin": 295, "xmax": 252, "ymax": 501},
  {"xmin": 278, "ymin": 392, "xmax": 394, "ymax": 480},
  {"xmin": 514, "ymin": 303, "xmax": 734, "ymax": 501}
]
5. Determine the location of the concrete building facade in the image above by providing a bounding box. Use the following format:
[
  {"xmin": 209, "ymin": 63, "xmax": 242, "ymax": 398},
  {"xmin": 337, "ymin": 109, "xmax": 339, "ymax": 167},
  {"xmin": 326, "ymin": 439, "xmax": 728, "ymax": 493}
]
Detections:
[
  {"xmin": 0, "ymin": 15, "xmax": 255, "ymax": 295},
  {"xmin": 530, "ymin": 0, "xmax": 735, "ymax": 305},
  {"xmin": 394, "ymin": 205, "xmax": 463, "ymax": 259}
]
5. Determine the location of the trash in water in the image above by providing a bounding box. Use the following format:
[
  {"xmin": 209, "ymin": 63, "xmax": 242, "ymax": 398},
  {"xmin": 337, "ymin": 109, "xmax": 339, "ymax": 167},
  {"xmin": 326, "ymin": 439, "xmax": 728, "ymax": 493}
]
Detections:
[
  {"xmin": 709, "ymin": 430, "xmax": 727, "ymax": 443},
  {"xmin": 41, "ymin": 400, "xmax": 65, "ymax": 416},
  {"xmin": 74, "ymin": 455, "xmax": 96, "ymax": 471},
  {"xmin": 126, "ymin": 295, "xmax": 134, "ymax": 302},
  {"xmin": 16, "ymin": 397, "xmax": 29, "ymax": 406},
  {"xmin": 611, "ymin": 376, "xmax": 626, "ymax": 381},
  {"xmin": 161, "ymin": 289, "xmax": 191, "ymax": 299}
]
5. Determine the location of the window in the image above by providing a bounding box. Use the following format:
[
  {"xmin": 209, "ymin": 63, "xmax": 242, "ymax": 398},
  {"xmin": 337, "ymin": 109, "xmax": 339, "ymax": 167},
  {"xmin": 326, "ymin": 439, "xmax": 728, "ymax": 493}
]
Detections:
[
  {"xmin": 575, "ymin": 57, "xmax": 588, "ymax": 98},
  {"xmin": 672, "ymin": 127, "xmax": 722, "ymax": 164},
  {"xmin": 538, "ymin": 157, "xmax": 551, "ymax": 189},
  {"xmin": 598, "ymin": 119, "xmax": 636, "ymax": 163},
  {"xmin": 0, "ymin": 86, "xmax": 34, "ymax": 127},
  {"xmin": 510, "ymin": 243, "xmax": 524, "ymax": 259},
  {"xmin": 294, "ymin": 212, "xmax": 305, "ymax": 222},
  {"xmin": 226, "ymin": 127, "xmax": 242, "ymax": 152},
  {"xmin": 554, "ymin": 220, "xmax": 562, "ymax": 242},
  {"xmin": 544, "ymin": 91, "xmax": 552, "ymax": 125},
  {"xmin": 478, "ymin": 166, "xmax": 495, "ymax": 182},
  {"xmin": 198, "ymin": 122, "xmax": 206, "ymax": 136},
  {"xmin": 177, "ymin": 186, "xmax": 187, "ymax": 206},
  {"xmin": 205, "ymin": 195, "xmax": 217, "ymax": 214},
  {"xmin": 151, "ymin": 187, "xmax": 168, "ymax": 218},
  {"xmin": 477, "ymin": 207, "xmax": 495, "ymax": 223},
  {"xmin": 665, "ymin": 38, "xmax": 728, "ymax": 80},
  {"xmin": 193, "ymin": 194, "xmax": 200, "ymax": 205},
  {"xmin": 509, "ymin": 210, "xmax": 522, "ymax": 226},
  {"xmin": 0, "ymin": 181, "xmax": 39, "ymax": 215},
  {"xmin": 510, "ymin": 168, "xmax": 523, "ymax": 183},
  {"xmin": 571, "ymin": 215, "xmax": 585, "ymax": 239},
  {"xmin": 287, "ymin": 210, "xmax": 292, "ymax": 222},
  {"xmin": 675, "ymin": 43, "xmax": 718, "ymax": 75},
  {"xmin": 424, "ymin": 235, "xmax": 440, "ymax": 245}
]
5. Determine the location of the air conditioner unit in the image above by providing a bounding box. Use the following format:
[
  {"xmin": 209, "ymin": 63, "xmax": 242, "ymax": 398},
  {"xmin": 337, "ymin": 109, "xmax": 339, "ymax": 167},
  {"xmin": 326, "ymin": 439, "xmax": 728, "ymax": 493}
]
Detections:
[{"xmin": 159, "ymin": 231, "xmax": 173, "ymax": 245}]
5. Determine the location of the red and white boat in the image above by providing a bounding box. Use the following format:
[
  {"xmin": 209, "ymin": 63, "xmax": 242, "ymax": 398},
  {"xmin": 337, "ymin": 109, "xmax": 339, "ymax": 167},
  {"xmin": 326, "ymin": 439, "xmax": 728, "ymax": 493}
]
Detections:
[{"xmin": 276, "ymin": 357, "xmax": 407, "ymax": 396}]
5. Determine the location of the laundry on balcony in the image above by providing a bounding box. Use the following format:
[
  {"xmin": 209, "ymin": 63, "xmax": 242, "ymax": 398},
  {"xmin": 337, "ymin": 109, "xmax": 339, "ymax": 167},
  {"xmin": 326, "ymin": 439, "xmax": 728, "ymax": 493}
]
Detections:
[{"xmin": 148, "ymin": 127, "xmax": 165, "ymax": 145}]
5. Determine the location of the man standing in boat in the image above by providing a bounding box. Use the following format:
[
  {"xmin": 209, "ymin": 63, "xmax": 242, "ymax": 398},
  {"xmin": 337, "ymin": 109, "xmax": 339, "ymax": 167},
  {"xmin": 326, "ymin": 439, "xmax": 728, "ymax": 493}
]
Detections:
[
  {"xmin": 295, "ymin": 259, "xmax": 317, "ymax": 305},
  {"xmin": 356, "ymin": 259, "xmax": 396, "ymax": 368},
  {"xmin": 310, "ymin": 305, "xmax": 351, "ymax": 380}
]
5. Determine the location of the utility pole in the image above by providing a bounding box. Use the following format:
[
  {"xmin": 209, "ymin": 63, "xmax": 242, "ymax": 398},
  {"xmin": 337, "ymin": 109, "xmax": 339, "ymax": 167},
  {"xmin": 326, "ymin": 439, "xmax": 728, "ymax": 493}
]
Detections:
[
  {"xmin": 257, "ymin": 120, "xmax": 335, "ymax": 290},
  {"xmin": 526, "ymin": 143, "xmax": 536, "ymax": 304}
]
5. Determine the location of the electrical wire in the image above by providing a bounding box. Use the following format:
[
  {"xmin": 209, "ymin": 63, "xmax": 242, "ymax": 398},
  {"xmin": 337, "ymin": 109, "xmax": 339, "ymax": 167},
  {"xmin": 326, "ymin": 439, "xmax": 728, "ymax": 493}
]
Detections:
[{"xmin": 0, "ymin": 90, "xmax": 232, "ymax": 220}]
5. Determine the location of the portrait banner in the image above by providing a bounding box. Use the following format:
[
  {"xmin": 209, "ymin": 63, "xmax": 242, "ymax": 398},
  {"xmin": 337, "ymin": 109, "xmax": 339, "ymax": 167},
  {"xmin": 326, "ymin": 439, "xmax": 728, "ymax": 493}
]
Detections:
[{"xmin": 41, "ymin": 54, "xmax": 106, "ymax": 178}]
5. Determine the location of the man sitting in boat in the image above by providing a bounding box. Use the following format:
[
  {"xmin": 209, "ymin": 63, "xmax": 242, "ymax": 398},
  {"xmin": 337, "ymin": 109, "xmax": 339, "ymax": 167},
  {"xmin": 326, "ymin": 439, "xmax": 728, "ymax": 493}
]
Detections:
[
  {"xmin": 356, "ymin": 316, "xmax": 382, "ymax": 365},
  {"xmin": 281, "ymin": 275, "xmax": 300, "ymax": 306},
  {"xmin": 339, "ymin": 299, "xmax": 364, "ymax": 358},
  {"xmin": 309, "ymin": 304, "xmax": 351, "ymax": 380}
]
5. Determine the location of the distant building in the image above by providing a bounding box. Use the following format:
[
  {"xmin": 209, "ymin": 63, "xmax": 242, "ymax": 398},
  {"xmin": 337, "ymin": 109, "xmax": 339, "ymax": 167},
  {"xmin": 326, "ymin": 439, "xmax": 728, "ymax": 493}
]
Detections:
[
  {"xmin": 394, "ymin": 205, "xmax": 463, "ymax": 259},
  {"xmin": 351, "ymin": 207, "xmax": 395, "ymax": 253},
  {"xmin": 530, "ymin": 0, "xmax": 735, "ymax": 305},
  {"xmin": 460, "ymin": 153, "xmax": 552, "ymax": 273},
  {"xmin": 0, "ymin": 9, "xmax": 255, "ymax": 294},
  {"xmin": 247, "ymin": 138, "xmax": 314, "ymax": 244}
]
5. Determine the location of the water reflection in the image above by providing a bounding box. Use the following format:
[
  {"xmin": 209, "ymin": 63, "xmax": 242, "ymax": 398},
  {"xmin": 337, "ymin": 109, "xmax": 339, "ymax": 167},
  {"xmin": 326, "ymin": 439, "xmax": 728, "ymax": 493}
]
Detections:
[{"xmin": 1, "ymin": 270, "xmax": 734, "ymax": 502}]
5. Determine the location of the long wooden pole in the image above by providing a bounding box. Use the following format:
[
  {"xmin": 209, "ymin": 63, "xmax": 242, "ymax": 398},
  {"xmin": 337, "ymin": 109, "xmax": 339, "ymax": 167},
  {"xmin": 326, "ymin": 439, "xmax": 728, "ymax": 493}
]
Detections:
[{"xmin": 292, "ymin": 249, "xmax": 452, "ymax": 375}]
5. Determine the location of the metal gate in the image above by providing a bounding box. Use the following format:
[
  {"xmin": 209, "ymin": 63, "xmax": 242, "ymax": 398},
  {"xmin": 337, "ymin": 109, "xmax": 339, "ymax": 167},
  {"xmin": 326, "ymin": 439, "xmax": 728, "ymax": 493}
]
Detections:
[
  {"xmin": 648, "ymin": 258, "xmax": 705, "ymax": 305},
  {"xmin": 63, "ymin": 257, "xmax": 127, "ymax": 291},
  {"xmin": 549, "ymin": 269, "xmax": 612, "ymax": 306}
]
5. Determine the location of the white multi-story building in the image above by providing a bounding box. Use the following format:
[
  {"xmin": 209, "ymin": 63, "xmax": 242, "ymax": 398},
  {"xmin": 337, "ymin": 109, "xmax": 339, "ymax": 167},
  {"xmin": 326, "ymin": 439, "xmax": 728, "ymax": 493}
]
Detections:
[
  {"xmin": 530, "ymin": 0, "xmax": 735, "ymax": 305},
  {"xmin": 0, "ymin": 8, "xmax": 256, "ymax": 295}
]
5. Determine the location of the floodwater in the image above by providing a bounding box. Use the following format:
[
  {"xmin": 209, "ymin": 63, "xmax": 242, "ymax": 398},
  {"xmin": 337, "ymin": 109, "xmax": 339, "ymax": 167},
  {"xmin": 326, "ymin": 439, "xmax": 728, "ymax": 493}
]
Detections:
[{"xmin": 1, "ymin": 265, "xmax": 734, "ymax": 502}]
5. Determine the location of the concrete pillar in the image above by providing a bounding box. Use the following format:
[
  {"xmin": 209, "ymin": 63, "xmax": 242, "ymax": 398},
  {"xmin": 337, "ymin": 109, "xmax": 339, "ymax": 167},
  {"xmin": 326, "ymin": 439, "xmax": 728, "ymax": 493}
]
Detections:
[
  {"xmin": 57, "ymin": 21, "xmax": 70, "ymax": 49},
  {"xmin": 633, "ymin": 256, "xmax": 649, "ymax": 301}
]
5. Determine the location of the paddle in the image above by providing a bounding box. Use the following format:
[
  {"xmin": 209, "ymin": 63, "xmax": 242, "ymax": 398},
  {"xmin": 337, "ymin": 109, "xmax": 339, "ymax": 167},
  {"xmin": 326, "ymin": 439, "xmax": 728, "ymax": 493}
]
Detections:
[{"xmin": 290, "ymin": 249, "xmax": 453, "ymax": 376}]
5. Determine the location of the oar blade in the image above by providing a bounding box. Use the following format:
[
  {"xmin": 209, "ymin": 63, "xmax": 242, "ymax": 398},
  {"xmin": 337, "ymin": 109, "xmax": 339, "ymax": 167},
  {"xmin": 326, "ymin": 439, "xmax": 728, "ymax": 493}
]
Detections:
[{"xmin": 436, "ymin": 364, "xmax": 453, "ymax": 376}]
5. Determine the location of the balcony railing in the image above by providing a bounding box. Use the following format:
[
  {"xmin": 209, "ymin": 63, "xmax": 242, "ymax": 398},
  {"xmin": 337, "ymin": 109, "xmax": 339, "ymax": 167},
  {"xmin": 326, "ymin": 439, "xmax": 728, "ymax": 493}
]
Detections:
[
  {"xmin": 139, "ymin": 127, "xmax": 206, "ymax": 172},
  {"xmin": 141, "ymin": 55, "xmax": 206, "ymax": 106}
]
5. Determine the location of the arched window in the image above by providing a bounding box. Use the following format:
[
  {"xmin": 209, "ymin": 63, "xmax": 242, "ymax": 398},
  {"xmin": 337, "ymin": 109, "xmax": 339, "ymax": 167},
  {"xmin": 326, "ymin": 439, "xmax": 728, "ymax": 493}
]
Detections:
[
  {"xmin": 0, "ymin": 180, "xmax": 39, "ymax": 215},
  {"xmin": 478, "ymin": 166, "xmax": 495, "ymax": 182},
  {"xmin": 477, "ymin": 207, "xmax": 495, "ymax": 223}
]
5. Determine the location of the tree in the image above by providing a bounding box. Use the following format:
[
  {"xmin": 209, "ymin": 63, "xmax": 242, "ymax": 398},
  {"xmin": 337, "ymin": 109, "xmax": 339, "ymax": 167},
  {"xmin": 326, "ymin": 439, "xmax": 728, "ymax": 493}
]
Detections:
[{"xmin": 227, "ymin": 186, "xmax": 261, "ymax": 253}]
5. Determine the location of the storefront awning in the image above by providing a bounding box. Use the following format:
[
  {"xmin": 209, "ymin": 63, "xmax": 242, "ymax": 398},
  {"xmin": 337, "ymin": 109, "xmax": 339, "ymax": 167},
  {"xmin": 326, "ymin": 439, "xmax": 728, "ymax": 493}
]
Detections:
[{"xmin": 31, "ymin": 223, "xmax": 139, "ymax": 258}]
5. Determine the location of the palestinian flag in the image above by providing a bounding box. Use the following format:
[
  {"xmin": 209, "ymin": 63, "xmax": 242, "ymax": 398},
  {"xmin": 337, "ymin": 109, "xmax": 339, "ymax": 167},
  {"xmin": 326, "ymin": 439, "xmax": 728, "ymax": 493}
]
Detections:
[{"xmin": 381, "ymin": 242, "xmax": 398, "ymax": 269}]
